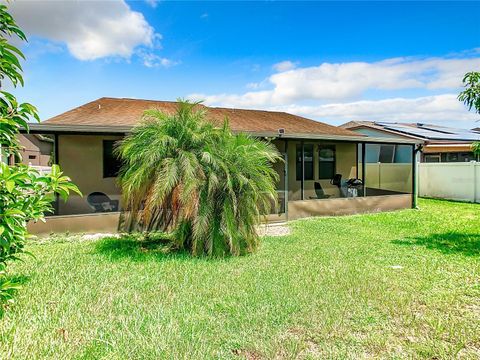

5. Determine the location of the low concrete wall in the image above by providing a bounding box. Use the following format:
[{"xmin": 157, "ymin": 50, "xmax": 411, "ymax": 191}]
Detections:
[
  {"xmin": 288, "ymin": 194, "xmax": 412, "ymax": 220},
  {"xmin": 419, "ymin": 162, "xmax": 480, "ymax": 203},
  {"xmin": 28, "ymin": 212, "xmax": 120, "ymax": 235},
  {"xmin": 29, "ymin": 195, "xmax": 412, "ymax": 234}
]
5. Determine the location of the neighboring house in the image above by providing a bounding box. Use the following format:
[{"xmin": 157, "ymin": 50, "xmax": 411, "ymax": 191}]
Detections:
[
  {"xmin": 16, "ymin": 134, "xmax": 54, "ymax": 166},
  {"xmin": 1, "ymin": 134, "xmax": 53, "ymax": 167},
  {"xmin": 25, "ymin": 97, "xmax": 419, "ymax": 234},
  {"xmin": 341, "ymin": 121, "xmax": 480, "ymax": 163}
]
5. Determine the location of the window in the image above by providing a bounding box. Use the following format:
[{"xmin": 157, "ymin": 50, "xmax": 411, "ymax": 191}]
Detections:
[
  {"xmin": 378, "ymin": 145, "xmax": 395, "ymax": 163},
  {"xmin": 424, "ymin": 154, "xmax": 440, "ymax": 163},
  {"xmin": 28, "ymin": 155, "xmax": 36, "ymax": 160},
  {"xmin": 296, "ymin": 144, "xmax": 314, "ymax": 181},
  {"xmin": 103, "ymin": 140, "xmax": 121, "ymax": 178},
  {"xmin": 442, "ymin": 152, "xmax": 475, "ymax": 163},
  {"xmin": 318, "ymin": 145, "xmax": 335, "ymax": 179}
]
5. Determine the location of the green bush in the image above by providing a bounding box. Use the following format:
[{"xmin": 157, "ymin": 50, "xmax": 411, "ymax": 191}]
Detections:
[
  {"xmin": 0, "ymin": 4, "xmax": 80, "ymax": 308},
  {"xmin": 116, "ymin": 101, "xmax": 282, "ymax": 256}
]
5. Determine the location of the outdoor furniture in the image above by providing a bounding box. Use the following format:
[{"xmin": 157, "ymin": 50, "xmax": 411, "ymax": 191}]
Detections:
[
  {"xmin": 331, "ymin": 174, "xmax": 349, "ymax": 197},
  {"xmin": 310, "ymin": 181, "xmax": 331, "ymax": 199},
  {"xmin": 87, "ymin": 192, "xmax": 119, "ymax": 212},
  {"xmin": 346, "ymin": 178, "xmax": 364, "ymax": 197}
]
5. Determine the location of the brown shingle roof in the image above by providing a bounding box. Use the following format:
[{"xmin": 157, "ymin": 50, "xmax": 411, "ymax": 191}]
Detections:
[{"xmin": 44, "ymin": 97, "xmax": 361, "ymax": 137}]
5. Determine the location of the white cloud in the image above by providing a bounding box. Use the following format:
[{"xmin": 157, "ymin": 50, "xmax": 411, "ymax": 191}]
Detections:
[
  {"xmin": 7, "ymin": 0, "xmax": 157, "ymax": 61},
  {"xmin": 272, "ymin": 60, "xmax": 296, "ymax": 72},
  {"xmin": 191, "ymin": 54, "xmax": 480, "ymax": 107},
  {"xmin": 140, "ymin": 52, "xmax": 178, "ymax": 68},
  {"xmin": 189, "ymin": 52, "xmax": 480, "ymax": 126},
  {"xmin": 272, "ymin": 94, "xmax": 479, "ymax": 124},
  {"xmin": 145, "ymin": 0, "xmax": 160, "ymax": 8}
]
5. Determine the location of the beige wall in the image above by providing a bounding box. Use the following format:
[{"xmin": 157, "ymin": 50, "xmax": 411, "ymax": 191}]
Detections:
[
  {"xmin": 288, "ymin": 194, "xmax": 412, "ymax": 220},
  {"xmin": 29, "ymin": 212, "xmax": 120, "ymax": 235},
  {"xmin": 58, "ymin": 134, "xmax": 123, "ymax": 215}
]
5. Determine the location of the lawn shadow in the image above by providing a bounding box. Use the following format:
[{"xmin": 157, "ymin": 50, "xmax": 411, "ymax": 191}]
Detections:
[
  {"xmin": 94, "ymin": 233, "xmax": 191, "ymax": 262},
  {"xmin": 392, "ymin": 232, "xmax": 480, "ymax": 256},
  {"xmin": 95, "ymin": 234, "xmax": 248, "ymax": 263}
]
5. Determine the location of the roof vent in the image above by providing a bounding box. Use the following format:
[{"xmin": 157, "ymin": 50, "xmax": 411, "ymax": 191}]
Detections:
[
  {"xmin": 98, "ymin": 104, "xmax": 101, "ymax": 110},
  {"xmin": 278, "ymin": 128, "xmax": 285, "ymax": 136}
]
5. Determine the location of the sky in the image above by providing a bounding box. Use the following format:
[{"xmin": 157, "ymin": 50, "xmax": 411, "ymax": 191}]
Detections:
[{"xmin": 5, "ymin": 0, "xmax": 480, "ymax": 128}]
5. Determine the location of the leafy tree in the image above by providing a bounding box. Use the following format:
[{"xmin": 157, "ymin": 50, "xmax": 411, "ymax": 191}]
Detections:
[
  {"xmin": 458, "ymin": 71, "xmax": 480, "ymax": 156},
  {"xmin": 0, "ymin": 4, "xmax": 80, "ymax": 306},
  {"xmin": 116, "ymin": 101, "xmax": 281, "ymax": 256}
]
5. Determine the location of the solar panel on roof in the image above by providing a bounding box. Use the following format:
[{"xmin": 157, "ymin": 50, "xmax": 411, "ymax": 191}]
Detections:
[
  {"xmin": 375, "ymin": 122, "xmax": 480, "ymax": 141},
  {"xmin": 383, "ymin": 125, "xmax": 443, "ymax": 138}
]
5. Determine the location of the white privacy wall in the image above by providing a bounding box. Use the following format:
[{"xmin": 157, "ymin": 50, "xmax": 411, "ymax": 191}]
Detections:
[{"xmin": 419, "ymin": 162, "xmax": 480, "ymax": 203}]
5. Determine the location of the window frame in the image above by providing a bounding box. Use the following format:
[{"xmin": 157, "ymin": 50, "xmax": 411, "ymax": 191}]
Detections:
[
  {"xmin": 378, "ymin": 144, "xmax": 395, "ymax": 163},
  {"xmin": 296, "ymin": 143, "xmax": 314, "ymax": 181},
  {"xmin": 318, "ymin": 144, "xmax": 336, "ymax": 180},
  {"xmin": 103, "ymin": 140, "xmax": 121, "ymax": 178}
]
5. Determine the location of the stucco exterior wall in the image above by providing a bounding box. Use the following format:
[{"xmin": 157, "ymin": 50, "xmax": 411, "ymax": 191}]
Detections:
[
  {"xmin": 58, "ymin": 134, "xmax": 123, "ymax": 215},
  {"xmin": 288, "ymin": 194, "xmax": 412, "ymax": 220},
  {"xmin": 29, "ymin": 212, "xmax": 120, "ymax": 235}
]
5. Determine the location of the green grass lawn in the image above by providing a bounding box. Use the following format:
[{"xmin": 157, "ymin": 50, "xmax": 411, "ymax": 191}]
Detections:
[{"xmin": 1, "ymin": 199, "xmax": 479, "ymax": 359}]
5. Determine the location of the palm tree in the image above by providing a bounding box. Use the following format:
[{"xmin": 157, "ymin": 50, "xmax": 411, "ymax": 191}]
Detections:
[{"xmin": 116, "ymin": 100, "xmax": 281, "ymax": 256}]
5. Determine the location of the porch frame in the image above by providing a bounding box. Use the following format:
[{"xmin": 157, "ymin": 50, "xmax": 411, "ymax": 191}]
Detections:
[
  {"xmin": 278, "ymin": 137, "xmax": 418, "ymax": 221},
  {"xmin": 22, "ymin": 125, "xmax": 420, "ymax": 232}
]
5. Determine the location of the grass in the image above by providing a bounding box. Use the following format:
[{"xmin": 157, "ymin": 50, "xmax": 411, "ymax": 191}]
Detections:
[{"xmin": 0, "ymin": 198, "xmax": 479, "ymax": 359}]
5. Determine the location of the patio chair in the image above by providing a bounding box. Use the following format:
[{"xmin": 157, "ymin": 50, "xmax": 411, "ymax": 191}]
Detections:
[
  {"xmin": 87, "ymin": 192, "xmax": 119, "ymax": 212},
  {"xmin": 309, "ymin": 182, "xmax": 331, "ymax": 199}
]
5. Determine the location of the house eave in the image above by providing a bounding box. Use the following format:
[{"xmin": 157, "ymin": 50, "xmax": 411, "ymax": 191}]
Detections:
[{"xmin": 24, "ymin": 123, "xmax": 421, "ymax": 144}]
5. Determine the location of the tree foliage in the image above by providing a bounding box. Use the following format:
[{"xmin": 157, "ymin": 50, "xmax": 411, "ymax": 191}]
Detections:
[
  {"xmin": 458, "ymin": 71, "xmax": 480, "ymax": 156},
  {"xmin": 116, "ymin": 101, "xmax": 281, "ymax": 256},
  {"xmin": 458, "ymin": 72, "xmax": 480, "ymax": 114},
  {"xmin": 0, "ymin": 4, "xmax": 80, "ymax": 307}
]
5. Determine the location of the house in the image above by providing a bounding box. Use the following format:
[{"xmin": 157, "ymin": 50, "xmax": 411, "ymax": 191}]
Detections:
[
  {"xmin": 341, "ymin": 121, "xmax": 480, "ymax": 163},
  {"xmin": 17, "ymin": 134, "xmax": 54, "ymax": 166},
  {"xmin": 1, "ymin": 134, "xmax": 53, "ymax": 167},
  {"xmin": 25, "ymin": 97, "xmax": 419, "ymax": 234}
]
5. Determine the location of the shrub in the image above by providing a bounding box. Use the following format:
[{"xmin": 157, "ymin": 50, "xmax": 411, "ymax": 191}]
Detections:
[
  {"xmin": 0, "ymin": 4, "xmax": 80, "ymax": 307},
  {"xmin": 117, "ymin": 101, "xmax": 281, "ymax": 256}
]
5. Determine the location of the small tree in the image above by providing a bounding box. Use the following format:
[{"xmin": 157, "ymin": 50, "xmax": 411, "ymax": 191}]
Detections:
[
  {"xmin": 458, "ymin": 71, "xmax": 480, "ymax": 156},
  {"xmin": 116, "ymin": 101, "xmax": 281, "ymax": 256},
  {"xmin": 0, "ymin": 4, "xmax": 80, "ymax": 306}
]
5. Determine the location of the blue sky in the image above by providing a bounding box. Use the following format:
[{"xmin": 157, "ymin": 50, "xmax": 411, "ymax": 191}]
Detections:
[{"xmin": 7, "ymin": 1, "xmax": 480, "ymax": 128}]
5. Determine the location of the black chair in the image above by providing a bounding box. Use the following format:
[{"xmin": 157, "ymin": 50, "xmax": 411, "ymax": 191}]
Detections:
[
  {"xmin": 87, "ymin": 192, "xmax": 119, "ymax": 212},
  {"xmin": 310, "ymin": 182, "xmax": 331, "ymax": 199}
]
